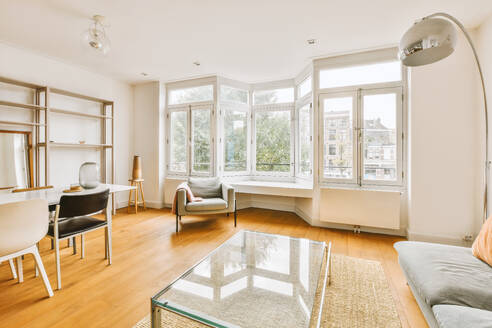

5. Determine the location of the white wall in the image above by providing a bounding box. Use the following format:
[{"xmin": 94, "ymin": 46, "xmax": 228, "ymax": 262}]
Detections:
[
  {"xmin": 407, "ymin": 31, "xmax": 482, "ymax": 244},
  {"xmin": 476, "ymin": 13, "xmax": 492, "ymax": 234},
  {"xmin": 0, "ymin": 42, "xmax": 134, "ymax": 206},
  {"xmin": 132, "ymin": 82, "xmax": 166, "ymax": 208}
]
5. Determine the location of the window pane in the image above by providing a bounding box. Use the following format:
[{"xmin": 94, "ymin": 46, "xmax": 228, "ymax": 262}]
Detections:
[
  {"xmin": 323, "ymin": 97, "xmax": 353, "ymax": 179},
  {"xmin": 169, "ymin": 85, "xmax": 213, "ymax": 105},
  {"xmin": 170, "ymin": 111, "xmax": 187, "ymax": 172},
  {"xmin": 253, "ymin": 88, "xmax": 294, "ymax": 105},
  {"xmin": 363, "ymin": 93, "xmax": 397, "ymax": 181},
  {"xmin": 255, "ymin": 111, "xmax": 291, "ymax": 172},
  {"xmin": 299, "ymin": 104, "xmax": 312, "ymax": 176},
  {"xmin": 224, "ymin": 111, "xmax": 248, "ymax": 172},
  {"xmin": 298, "ymin": 76, "xmax": 312, "ymax": 98},
  {"xmin": 220, "ymin": 85, "xmax": 248, "ymax": 104},
  {"xmin": 192, "ymin": 109, "xmax": 211, "ymax": 173},
  {"xmin": 319, "ymin": 61, "xmax": 401, "ymax": 89}
]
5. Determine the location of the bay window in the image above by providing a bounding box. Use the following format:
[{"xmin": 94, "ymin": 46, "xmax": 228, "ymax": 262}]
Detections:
[
  {"xmin": 223, "ymin": 106, "xmax": 249, "ymax": 173},
  {"xmin": 169, "ymin": 110, "xmax": 187, "ymax": 173},
  {"xmin": 166, "ymin": 84, "xmax": 214, "ymax": 176},
  {"xmin": 297, "ymin": 103, "xmax": 312, "ymax": 177},
  {"xmin": 254, "ymin": 109, "xmax": 292, "ymax": 174},
  {"xmin": 319, "ymin": 59, "xmax": 403, "ymax": 186}
]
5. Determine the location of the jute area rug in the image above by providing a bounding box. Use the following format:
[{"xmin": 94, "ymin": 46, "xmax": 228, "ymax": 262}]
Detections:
[{"xmin": 134, "ymin": 254, "xmax": 401, "ymax": 328}]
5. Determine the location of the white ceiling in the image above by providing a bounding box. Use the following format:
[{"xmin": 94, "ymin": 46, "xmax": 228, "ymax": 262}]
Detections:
[{"xmin": 1, "ymin": 0, "xmax": 492, "ymax": 85}]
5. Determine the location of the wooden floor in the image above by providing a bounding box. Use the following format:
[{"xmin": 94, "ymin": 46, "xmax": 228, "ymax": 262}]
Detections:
[{"xmin": 0, "ymin": 208, "xmax": 427, "ymax": 328}]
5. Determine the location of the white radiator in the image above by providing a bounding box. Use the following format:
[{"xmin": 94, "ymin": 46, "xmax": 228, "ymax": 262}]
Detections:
[{"xmin": 319, "ymin": 188, "xmax": 401, "ymax": 229}]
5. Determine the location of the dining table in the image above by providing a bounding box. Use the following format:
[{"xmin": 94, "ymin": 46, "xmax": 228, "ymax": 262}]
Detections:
[{"xmin": 0, "ymin": 184, "xmax": 136, "ymax": 265}]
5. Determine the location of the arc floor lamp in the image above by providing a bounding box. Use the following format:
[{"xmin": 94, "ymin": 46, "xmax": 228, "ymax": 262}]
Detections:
[{"xmin": 399, "ymin": 12, "xmax": 489, "ymax": 222}]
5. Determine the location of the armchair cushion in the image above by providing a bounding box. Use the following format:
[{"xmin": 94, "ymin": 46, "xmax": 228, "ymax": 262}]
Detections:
[
  {"xmin": 188, "ymin": 177, "xmax": 222, "ymax": 198},
  {"xmin": 186, "ymin": 198, "xmax": 227, "ymax": 212}
]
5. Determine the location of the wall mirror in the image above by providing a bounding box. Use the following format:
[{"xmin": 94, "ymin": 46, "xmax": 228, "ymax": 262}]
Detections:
[{"xmin": 0, "ymin": 130, "xmax": 33, "ymax": 190}]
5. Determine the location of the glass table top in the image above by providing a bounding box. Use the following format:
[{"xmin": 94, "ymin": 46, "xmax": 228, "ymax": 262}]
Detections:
[{"xmin": 152, "ymin": 230, "xmax": 327, "ymax": 328}]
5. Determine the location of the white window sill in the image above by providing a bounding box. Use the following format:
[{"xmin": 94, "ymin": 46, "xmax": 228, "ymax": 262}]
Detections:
[
  {"xmin": 225, "ymin": 180, "xmax": 313, "ymax": 198},
  {"xmin": 319, "ymin": 183, "xmax": 404, "ymax": 193}
]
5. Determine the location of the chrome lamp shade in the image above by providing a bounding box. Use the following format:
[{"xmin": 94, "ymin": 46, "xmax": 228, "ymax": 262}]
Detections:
[{"xmin": 399, "ymin": 18, "xmax": 456, "ymax": 66}]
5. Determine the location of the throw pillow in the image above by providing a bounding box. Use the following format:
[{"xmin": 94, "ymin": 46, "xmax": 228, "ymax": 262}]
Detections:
[{"xmin": 472, "ymin": 216, "xmax": 492, "ymax": 267}]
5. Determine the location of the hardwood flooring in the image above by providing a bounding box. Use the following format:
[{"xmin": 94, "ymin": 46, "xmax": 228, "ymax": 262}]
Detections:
[{"xmin": 0, "ymin": 208, "xmax": 427, "ymax": 328}]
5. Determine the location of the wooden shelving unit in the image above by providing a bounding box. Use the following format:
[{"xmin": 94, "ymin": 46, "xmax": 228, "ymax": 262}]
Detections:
[{"xmin": 0, "ymin": 76, "xmax": 114, "ymax": 189}]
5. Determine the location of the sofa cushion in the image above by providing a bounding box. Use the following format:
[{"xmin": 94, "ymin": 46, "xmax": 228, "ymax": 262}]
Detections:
[
  {"xmin": 188, "ymin": 177, "xmax": 222, "ymax": 198},
  {"xmin": 433, "ymin": 304, "xmax": 492, "ymax": 328},
  {"xmin": 394, "ymin": 241, "xmax": 492, "ymax": 311},
  {"xmin": 185, "ymin": 198, "xmax": 227, "ymax": 212}
]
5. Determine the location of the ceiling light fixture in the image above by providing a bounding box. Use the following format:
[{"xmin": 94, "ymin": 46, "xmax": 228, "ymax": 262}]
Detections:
[
  {"xmin": 193, "ymin": 61, "xmax": 201, "ymax": 66},
  {"xmin": 83, "ymin": 15, "xmax": 111, "ymax": 55},
  {"xmin": 141, "ymin": 72, "xmax": 148, "ymax": 77},
  {"xmin": 307, "ymin": 39, "xmax": 317, "ymax": 45}
]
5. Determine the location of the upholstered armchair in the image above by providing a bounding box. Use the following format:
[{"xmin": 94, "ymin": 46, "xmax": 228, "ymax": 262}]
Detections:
[{"xmin": 175, "ymin": 177, "xmax": 236, "ymax": 232}]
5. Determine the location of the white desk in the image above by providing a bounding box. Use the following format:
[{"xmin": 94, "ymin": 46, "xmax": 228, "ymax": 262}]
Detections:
[
  {"xmin": 0, "ymin": 184, "xmax": 135, "ymax": 266},
  {"xmin": 0, "ymin": 184, "xmax": 135, "ymax": 212}
]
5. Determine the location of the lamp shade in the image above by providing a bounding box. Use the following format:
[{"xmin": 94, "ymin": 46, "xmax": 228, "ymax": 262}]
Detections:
[{"xmin": 399, "ymin": 18, "xmax": 457, "ymax": 67}]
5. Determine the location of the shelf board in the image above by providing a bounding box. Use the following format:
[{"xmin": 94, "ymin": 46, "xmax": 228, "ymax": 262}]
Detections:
[
  {"xmin": 50, "ymin": 107, "xmax": 112, "ymax": 119},
  {"xmin": 0, "ymin": 100, "xmax": 46, "ymax": 110},
  {"xmin": 0, "ymin": 120, "xmax": 46, "ymax": 127},
  {"xmin": 50, "ymin": 88, "xmax": 112, "ymax": 104},
  {"xmin": 0, "ymin": 76, "xmax": 45, "ymax": 89},
  {"xmin": 37, "ymin": 142, "xmax": 113, "ymax": 148}
]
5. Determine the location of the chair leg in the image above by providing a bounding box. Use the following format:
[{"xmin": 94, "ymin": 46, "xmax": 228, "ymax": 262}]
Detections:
[
  {"xmin": 16, "ymin": 256, "xmax": 23, "ymax": 283},
  {"xmin": 51, "ymin": 239, "xmax": 54, "ymax": 250},
  {"xmin": 81, "ymin": 234, "xmax": 85, "ymax": 259},
  {"xmin": 234, "ymin": 200, "xmax": 237, "ymax": 227},
  {"xmin": 176, "ymin": 215, "xmax": 179, "ymax": 233},
  {"xmin": 35, "ymin": 243, "xmax": 40, "ymax": 277},
  {"xmin": 8, "ymin": 259, "xmax": 17, "ymax": 280},
  {"xmin": 139, "ymin": 181, "xmax": 146, "ymax": 210},
  {"xmin": 55, "ymin": 237, "xmax": 61, "ymax": 290},
  {"xmin": 135, "ymin": 183, "xmax": 139, "ymax": 214},
  {"xmin": 32, "ymin": 246, "xmax": 54, "ymax": 297},
  {"xmin": 226, "ymin": 213, "xmax": 229, "ymax": 217},
  {"xmin": 105, "ymin": 227, "xmax": 108, "ymax": 259},
  {"xmin": 106, "ymin": 224, "xmax": 112, "ymax": 265},
  {"xmin": 127, "ymin": 183, "xmax": 133, "ymax": 213},
  {"xmin": 72, "ymin": 236, "xmax": 77, "ymax": 255}
]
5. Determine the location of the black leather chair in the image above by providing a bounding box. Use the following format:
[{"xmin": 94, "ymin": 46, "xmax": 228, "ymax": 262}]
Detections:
[{"xmin": 46, "ymin": 189, "xmax": 110, "ymax": 290}]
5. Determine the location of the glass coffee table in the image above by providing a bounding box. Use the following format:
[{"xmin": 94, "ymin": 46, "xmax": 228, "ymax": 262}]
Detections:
[{"xmin": 151, "ymin": 230, "xmax": 331, "ymax": 328}]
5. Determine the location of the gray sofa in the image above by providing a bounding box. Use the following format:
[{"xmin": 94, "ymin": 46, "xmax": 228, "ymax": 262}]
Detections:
[
  {"xmin": 394, "ymin": 241, "xmax": 492, "ymax": 328},
  {"xmin": 175, "ymin": 177, "xmax": 236, "ymax": 232}
]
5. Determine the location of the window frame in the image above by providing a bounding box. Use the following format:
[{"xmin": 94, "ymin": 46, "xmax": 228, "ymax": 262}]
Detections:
[
  {"xmin": 220, "ymin": 101, "xmax": 251, "ymax": 176},
  {"xmin": 360, "ymin": 86, "xmax": 403, "ymax": 186},
  {"xmin": 318, "ymin": 84, "xmax": 403, "ymax": 187},
  {"xmin": 166, "ymin": 101, "xmax": 215, "ymax": 177},
  {"xmin": 296, "ymin": 100, "xmax": 313, "ymax": 178},
  {"xmin": 252, "ymin": 103, "xmax": 295, "ymax": 178},
  {"xmin": 319, "ymin": 91, "xmax": 359, "ymax": 185}
]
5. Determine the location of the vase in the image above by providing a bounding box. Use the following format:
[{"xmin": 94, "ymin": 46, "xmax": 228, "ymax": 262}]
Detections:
[
  {"xmin": 79, "ymin": 162, "xmax": 100, "ymax": 189},
  {"xmin": 132, "ymin": 155, "xmax": 143, "ymax": 180}
]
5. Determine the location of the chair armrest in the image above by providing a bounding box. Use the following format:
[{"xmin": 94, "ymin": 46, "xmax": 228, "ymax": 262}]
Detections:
[
  {"xmin": 177, "ymin": 189, "xmax": 188, "ymax": 215},
  {"xmin": 222, "ymin": 183, "xmax": 235, "ymax": 211}
]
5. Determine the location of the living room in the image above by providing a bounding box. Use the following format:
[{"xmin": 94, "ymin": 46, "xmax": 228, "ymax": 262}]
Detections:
[{"xmin": 0, "ymin": 1, "xmax": 491, "ymax": 327}]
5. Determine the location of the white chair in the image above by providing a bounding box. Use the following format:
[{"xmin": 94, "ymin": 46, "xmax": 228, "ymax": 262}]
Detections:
[{"xmin": 0, "ymin": 199, "xmax": 54, "ymax": 297}]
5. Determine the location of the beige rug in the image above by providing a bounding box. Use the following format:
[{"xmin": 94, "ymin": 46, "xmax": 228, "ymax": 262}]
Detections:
[{"xmin": 134, "ymin": 255, "xmax": 401, "ymax": 328}]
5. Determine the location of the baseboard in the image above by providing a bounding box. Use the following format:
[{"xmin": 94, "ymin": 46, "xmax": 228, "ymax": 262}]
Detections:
[
  {"xmin": 406, "ymin": 229, "xmax": 470, "ymax": 246},
  {"xmin": 116, "ymin": 200, "xmax": 165, "ymax": 210},
  {"xmin": 294, "ymin": 207, "xmax": 313, "ymax": 225},
  {"xmin": 239, "ymin": 200, "xmax": 295, "ymax": 212},
  {"xmin": 153, "ymin": 199, "xmax": 406, "ymax": 237}
]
